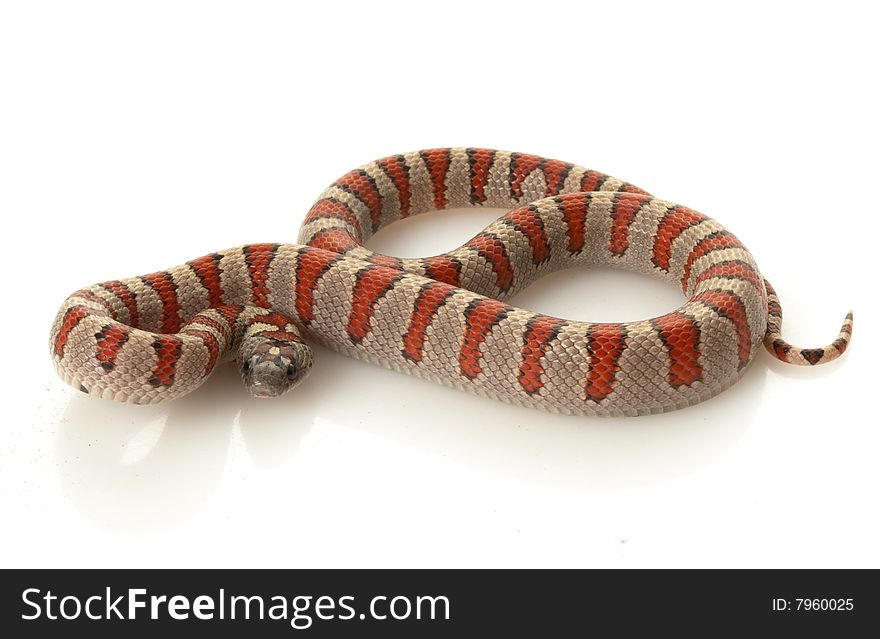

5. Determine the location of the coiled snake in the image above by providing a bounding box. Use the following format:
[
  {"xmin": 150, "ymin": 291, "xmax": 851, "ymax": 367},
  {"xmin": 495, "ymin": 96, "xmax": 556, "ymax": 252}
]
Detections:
[{"xmin": 49, "ymin": 149, "xmax": 852, "ymax": 416}]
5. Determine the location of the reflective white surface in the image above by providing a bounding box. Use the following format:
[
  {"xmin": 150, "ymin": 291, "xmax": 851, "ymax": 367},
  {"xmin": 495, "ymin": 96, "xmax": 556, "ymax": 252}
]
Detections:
[{"xmin": 0, "ymin": 1, "xmax": 876, "ymax": 568}]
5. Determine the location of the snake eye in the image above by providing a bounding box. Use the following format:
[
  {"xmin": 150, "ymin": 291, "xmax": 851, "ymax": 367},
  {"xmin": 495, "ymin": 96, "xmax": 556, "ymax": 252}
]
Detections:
[
  {"xmin": 286, "ymin": 364, "xmax": 298, "ymax": 381},
  {"xmin": 242, "ymin": 360, "xmax": 251, "ymax": 373}
]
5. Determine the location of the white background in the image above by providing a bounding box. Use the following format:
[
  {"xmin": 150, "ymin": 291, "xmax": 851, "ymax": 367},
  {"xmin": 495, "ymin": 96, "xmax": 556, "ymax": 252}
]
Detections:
[{"xmin": 1, "ymin": 1, "xmax": 877, "ymax": 568}]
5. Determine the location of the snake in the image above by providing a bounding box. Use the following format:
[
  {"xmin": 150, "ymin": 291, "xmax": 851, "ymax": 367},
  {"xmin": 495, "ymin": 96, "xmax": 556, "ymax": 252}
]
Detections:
[{"xmin": 49, "ymin": 148, "xmax": 853, "ymax": 416}]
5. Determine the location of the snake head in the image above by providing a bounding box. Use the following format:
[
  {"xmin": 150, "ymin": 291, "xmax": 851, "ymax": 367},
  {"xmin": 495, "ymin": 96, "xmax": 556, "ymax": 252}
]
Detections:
[{"xmin": 239, "ymin": 338, "xmax": 313, "ymax": 398}]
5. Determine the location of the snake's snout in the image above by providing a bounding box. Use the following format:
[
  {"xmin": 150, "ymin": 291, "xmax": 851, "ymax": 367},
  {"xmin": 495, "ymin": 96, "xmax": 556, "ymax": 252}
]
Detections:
[
  {"xmin": 240, "ymin": 340, "xmax": 313, "ymax": 399},
  {"xmin": 243, "ymin": 357, "xmax": 289, "ymax": 398}
]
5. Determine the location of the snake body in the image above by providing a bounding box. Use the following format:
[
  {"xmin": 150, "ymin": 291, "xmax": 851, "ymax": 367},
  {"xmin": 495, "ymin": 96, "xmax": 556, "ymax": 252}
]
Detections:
[{"xmin": 50, "ymin": 148, "xmax": 852, "ymax": 416}]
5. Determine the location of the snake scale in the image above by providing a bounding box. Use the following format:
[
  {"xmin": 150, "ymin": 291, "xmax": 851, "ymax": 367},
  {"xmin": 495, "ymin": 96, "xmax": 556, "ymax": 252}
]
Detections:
[{"xmin": 49, "ymin": 148, "xmax": 853, "ymax": 416}]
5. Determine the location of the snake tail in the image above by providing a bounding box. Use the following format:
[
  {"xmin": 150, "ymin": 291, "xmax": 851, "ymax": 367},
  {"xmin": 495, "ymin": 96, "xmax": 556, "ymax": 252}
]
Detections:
[{"xmin": 762, "ymin": 279, "xmax": 853, "ymax": 366}]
